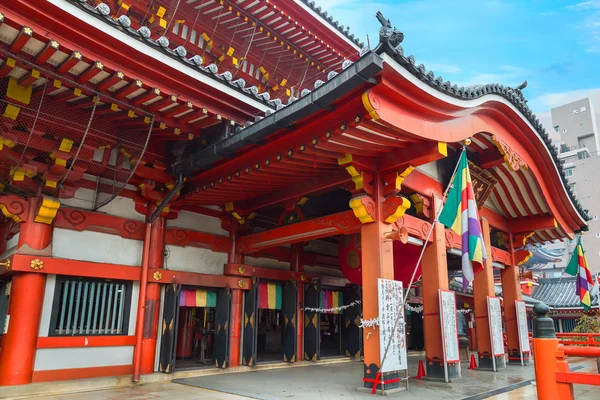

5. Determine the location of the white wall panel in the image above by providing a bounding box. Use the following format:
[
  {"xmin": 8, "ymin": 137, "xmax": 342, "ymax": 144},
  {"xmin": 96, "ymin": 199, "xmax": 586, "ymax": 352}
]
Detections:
[
  {"xmin": 34, "ymin": 346, "xmax": 134, "ymax": 371},
  {"xmin": 53, "ymin": 228, "xmax": 143, "ymax": 266},
  {"xmin": 38, "ymin": 275, "xmax": 56, "ymax": 338},
  {"xmin": 165, "ymin": 245, "xmax": 227, "ymax": 275},
  {"xmin": 167, "ymin": 210, "xmax": 227, "ymax": 236}
]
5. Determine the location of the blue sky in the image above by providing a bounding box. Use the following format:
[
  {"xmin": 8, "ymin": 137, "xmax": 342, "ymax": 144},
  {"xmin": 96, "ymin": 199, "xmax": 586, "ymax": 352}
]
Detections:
[{"xmin": 318, "ymin": 0, "xmax": 600, "ymax": 132}]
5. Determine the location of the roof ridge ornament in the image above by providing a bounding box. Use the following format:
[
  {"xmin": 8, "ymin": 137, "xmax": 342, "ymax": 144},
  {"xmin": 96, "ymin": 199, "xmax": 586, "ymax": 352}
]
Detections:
[{"xmin": 376, "ymin": 11, "xmax": 404, "ymax": 50}]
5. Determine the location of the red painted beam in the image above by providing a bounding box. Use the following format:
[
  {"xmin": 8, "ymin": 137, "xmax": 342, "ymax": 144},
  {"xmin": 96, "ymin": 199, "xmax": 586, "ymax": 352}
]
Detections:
[
  {"xmin": 33, "ymin": 39, "xmax": 59, "ymax": 65},
  {"xmin": 377, "ymin": 141, "xmax": 447, "ymax": 172},
  {"xmin": 11, "ymin": 255, "xmax": 141, "ymax": 281},
  {"xmin": 37, "ymin": 336, "xmax": 136, "ymax": 349},
  {"xmin": 236, "ymin": 211, "xmax": 361, "ymax": 253},
  {"xmin": 508, "ymin": 215, "xmax": 556, "ymax": 233},
  {"xmin": 225, "ymin": 263, "xmax": 312, "ymax": 283},
  {"xmin": 10, "ymin": 26, "xmax": 32, "ymax": 53},
  {"xmin": 239, "ymin": 170, "xmax": 350, "ymax": 212},
  {"xmin": 56, "ymin": 50, "xmax": 82, "ymax": 74},
  {"xmin": 165, "ymin": 228, "xmax": 231, "ymax": 253},
  {"xmin": 96, "ymin": 70, "xmax": 124, "ymax": 91},
  {"xmin": 54, "ymin": 207, "xmax": 146, "ymax": 240},
  {"xmin": 149, "ymin": 268, "xmax": 251, "ymax": 290}
]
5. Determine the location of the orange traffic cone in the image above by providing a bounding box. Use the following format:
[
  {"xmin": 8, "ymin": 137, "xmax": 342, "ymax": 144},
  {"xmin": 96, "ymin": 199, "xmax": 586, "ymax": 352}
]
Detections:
[
  {"xmin": 415, "ymin": 359, "xmax": 426, "ymax": 380},
  {"xmin": 468, "ymin": 354, "xmax": 477, "ymax": 370}
]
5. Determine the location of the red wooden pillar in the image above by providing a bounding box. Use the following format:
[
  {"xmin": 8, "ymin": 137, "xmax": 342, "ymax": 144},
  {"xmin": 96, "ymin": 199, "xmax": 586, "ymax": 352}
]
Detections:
[
  {"xmin": 228, "ymin": 218, "xmax": 243, "ymax": 368},
  {"xmin": 473, "ymin": 218, "xmax": 505, "ymax": 370},
  {"xmin": 0, "ymin": 197, "xmax": 54, "ymax": 386},
  {"xmin": 291, "ymin": 243, "xmax": 304, "ymax": 362},
  {"xmin": 501, "ymin": 233, "xmax": 526, "ymax": 364},
  {"xmin": 360, "ymin": 170, "xmax": 399, "ymax": 392},
  {"xmin": 421, "ymin": 196, "xmax": 456, "ymax": 378},
  {"xmin": 139, "ymin": 206, "xmax": 166, "ymax": 374}
]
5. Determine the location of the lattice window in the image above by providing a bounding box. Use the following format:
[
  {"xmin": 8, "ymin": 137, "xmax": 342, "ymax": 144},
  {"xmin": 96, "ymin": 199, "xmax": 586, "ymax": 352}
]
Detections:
[{"xmin": 49, "ymin": 277, "xmax": 132, "ymax": 336}]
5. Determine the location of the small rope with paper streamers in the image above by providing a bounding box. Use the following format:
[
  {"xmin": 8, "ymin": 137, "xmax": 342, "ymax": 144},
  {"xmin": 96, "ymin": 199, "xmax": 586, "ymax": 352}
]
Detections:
[
  {"xmin": 360, "ymin": 306, "xmax": 472, "ymax": 328},
  {"xmin": 302, "ymin": 300, "xmax": 361, "ymax": 313}
]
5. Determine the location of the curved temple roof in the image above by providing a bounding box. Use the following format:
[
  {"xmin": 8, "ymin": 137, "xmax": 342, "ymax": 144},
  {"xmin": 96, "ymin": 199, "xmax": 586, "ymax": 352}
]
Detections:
[{"xmin": 177, "ymin": 12, "xmax": 588, "ymax": 237}]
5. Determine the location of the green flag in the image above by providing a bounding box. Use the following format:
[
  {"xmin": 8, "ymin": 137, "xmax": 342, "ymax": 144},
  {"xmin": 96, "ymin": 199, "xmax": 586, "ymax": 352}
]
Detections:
[{"xmin": 564, "ymin": 237, "xmax": 581, "ymax": 276}]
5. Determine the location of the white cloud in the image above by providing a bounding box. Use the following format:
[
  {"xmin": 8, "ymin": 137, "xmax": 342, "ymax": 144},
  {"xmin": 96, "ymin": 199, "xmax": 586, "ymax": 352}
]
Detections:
[
  {"xmin": 454, "ymin": 65, "xmax": 531, "ymax": 87},
  {"xmin": 566, "ymin": 1, "xmax": 600, "ymax": 11},
  {"xmin": 530, "ymin": 88, "xmax": 600, "ymax": 111}
]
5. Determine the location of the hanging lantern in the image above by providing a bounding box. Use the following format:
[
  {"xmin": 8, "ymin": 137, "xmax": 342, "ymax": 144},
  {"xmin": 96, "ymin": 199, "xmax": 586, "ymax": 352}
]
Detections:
[{"xmin": 339, "ymin": 234, "xmax": 362, "ymax": 285}]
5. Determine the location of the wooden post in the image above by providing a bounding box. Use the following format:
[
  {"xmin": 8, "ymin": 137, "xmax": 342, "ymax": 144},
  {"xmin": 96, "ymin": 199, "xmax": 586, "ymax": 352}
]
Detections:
[
  {"xmin": 0, "ymin": 197, "xmax": 53, "ymax": 386},
  {"xmin": 140, "ymin": 206, "xmax": 166, "ymax": 375},
  {"xmin": 422, "ymin": 195, "xmax": 456, "ymax": 379},
  {"xmin": 360, "ymin": 170, "xmax": 400, "ymax": 392},
  {"xmin": 501, "ymin": 233, "xmax": 526, "ymax": 365},
  {"xmin": 291, "ymin": 243, "xmax": 304, "ymax": 362},
  {"xmin": 473, "ymin": 218, "xmax": 505, "ymax": 370},
  {"xmin": 228, "ymin": 218, "xmax": 243, "ymax": 367}
]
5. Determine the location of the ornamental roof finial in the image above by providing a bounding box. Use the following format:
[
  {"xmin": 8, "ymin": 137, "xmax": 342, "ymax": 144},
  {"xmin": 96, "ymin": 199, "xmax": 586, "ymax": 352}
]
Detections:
[{"xmin": 376, "ymin": 11, "xmax": 404, "ymax": 48}]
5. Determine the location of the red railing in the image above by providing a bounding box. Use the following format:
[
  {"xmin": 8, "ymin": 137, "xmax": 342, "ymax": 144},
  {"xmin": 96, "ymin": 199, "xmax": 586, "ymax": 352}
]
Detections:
[
  {"xmin": 556, "ymin": 333, "xmax": 600, "ymax": 346},
  {"xmin": 554, "ymin": 346, "xmax": 600, "ymax": 388}
]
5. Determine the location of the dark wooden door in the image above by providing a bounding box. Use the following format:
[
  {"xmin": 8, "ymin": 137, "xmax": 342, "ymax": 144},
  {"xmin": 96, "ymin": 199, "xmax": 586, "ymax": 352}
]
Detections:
[
  {"xmin": 214, "ymin": 288, "xmax": 231, "ymax": 368},
  {"xmin": 281, "ymin": 281, "xmax": 297, "ymax": 362},
  {"xmin": 343, "ymin": 285, "xmax": 362, "ymax": 358},
  {"xmin": 242, "ymin": 277, "xmax": 259, "ymax": 366},
  {"xmin": 159, "ymin": 284, "xmax": 181, "ymax": 373},
  {"xmin": 303, "ymin": 281, "xmax": 320, "ymax": 361}
]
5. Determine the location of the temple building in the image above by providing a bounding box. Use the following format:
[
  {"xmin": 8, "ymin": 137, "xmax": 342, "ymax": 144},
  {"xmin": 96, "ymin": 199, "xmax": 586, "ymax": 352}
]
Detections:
[{"xmin": 0, "ymin": 0, "xmax": 590, "ymax": 393}]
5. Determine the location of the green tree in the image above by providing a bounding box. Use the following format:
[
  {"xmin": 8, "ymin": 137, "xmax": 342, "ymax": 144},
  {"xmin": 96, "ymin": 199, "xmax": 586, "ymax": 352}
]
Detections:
[{"xmin": 571, "ymin": 315, "xmax": 600, "ymax": 345}]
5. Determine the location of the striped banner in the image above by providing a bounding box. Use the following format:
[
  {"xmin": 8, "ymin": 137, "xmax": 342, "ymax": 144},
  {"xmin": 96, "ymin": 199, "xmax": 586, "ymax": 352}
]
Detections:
[
  {"xmin": 179, "ymin": 289, "xmax": 217, "ymax": 307},
  {"xmin": 258, "ymin": 282, "xmax": 282, "ymax": 309},
  {"xmin": 320, "ymin": 290, "xmax": 344, "ymax": 314}
]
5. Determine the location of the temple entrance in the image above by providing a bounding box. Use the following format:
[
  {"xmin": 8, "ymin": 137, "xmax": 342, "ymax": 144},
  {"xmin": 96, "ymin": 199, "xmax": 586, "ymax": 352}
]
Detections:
[
  {"xmin": 159, "ymin": 286, "xmax": 230, "ymax": 373},
  {"xmin": 319, "ymin": 288, "xmax": 344, "ymax": 358},
  {"xmin": 243, "ymin": 280, "xmax": 297, "ymax": 365},
  {"xmin": 174, "ymin": 287, "xmax": 218, "ymax": 370}
]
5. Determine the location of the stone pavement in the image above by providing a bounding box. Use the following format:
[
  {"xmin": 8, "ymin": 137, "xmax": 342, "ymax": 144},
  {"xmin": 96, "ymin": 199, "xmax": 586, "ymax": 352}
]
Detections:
[{"xmin": 6, "ymin": 355, "xmax": 600, "ymax": 399}]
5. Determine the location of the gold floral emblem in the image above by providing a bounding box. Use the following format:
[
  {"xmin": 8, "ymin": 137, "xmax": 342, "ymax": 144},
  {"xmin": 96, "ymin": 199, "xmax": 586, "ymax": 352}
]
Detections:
[
  {"xmin": 238, "ymin": 266, "xmax": 246, "ymax": 274},
  {"xmin": 237, "ymin": 280, "xmax": 245, "ymax": 288},
  {"xmin": 300, "ymin": 273, "xmax": 307, "ymax": 282},
  {"xmin": 30, "ymin": 258, "xmax": 44, "ymax": 271},
  {"xmin": 153, "ymin": 271, "xmax": 163, "ymax": 281}
]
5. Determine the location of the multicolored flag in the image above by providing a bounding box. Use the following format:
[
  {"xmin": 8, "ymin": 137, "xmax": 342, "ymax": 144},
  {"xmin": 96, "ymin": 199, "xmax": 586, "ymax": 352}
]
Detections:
[
  {"xmin": 565, "ymin": 237, "xmax": 594, "ymax": 310},
  {"xmin": 439, "ymin": 149, "xmax": 487, "ymax": 289}
]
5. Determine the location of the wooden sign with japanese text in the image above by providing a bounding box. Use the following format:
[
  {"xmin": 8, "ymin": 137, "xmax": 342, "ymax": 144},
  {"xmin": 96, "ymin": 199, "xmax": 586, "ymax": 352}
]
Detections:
[
  {"xmin": 377, "ymin": 279, "xmax": 407, "ymax": 373},
  {"xmin": 487, "ymin": 296, "xmax": 505, "ymax": 357},
  {"xmin": 439, "ymin": 289, "xmax": 460, "ymax": 363},
  {"xmin": 515, "ymin": 300, "xmax": 530, "ymax": 353}
]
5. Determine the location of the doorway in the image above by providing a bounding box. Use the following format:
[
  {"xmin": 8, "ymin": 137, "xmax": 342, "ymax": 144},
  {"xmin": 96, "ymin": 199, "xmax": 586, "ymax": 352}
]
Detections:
[
  {"xmin": 319, "ymin": 289, "xmax": 343, "ymax": 358},
  {"xmin": 257, "ymin": 308, "xmax": 283, "ymax": 362},
  {"xmin": 159, "ymin": 286, "xmax": 230, "ymax": 373}
]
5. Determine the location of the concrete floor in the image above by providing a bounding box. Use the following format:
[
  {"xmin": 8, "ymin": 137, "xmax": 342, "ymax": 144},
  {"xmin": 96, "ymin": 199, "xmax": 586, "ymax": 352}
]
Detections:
[{"xmin": 7, "ymin": 356, "xmax": 600, "ymax": 400}]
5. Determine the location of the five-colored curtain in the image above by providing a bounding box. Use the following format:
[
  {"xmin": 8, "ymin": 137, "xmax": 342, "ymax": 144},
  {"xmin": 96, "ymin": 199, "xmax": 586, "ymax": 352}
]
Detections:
[
  {"xmin": 258, "ymin": 282, "xmax": 282, "ymax": 310},
  {"xmin": 320, "ymin": 290, "xmax": 344, "ymax": 314},
  {"xmin": 180, "ymin": 289, "xmax": 217, "ymax": 307}
]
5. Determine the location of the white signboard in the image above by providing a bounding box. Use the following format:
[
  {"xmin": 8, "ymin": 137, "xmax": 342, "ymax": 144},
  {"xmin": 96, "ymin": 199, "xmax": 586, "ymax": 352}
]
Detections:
[
  {"xmin": 439, "ymin": 289, "xmax": 460, "ymax": 363},
  {"xmin": 487, "ymin": 296, "xmax": 504, "ymax": 357},
  {"xmin": 377, "ymin": 279, "xmax": 407, "ymax": 373},
  {"xmin": 515, "ymin": 300, "xmax": 530, "ymax": 354}
]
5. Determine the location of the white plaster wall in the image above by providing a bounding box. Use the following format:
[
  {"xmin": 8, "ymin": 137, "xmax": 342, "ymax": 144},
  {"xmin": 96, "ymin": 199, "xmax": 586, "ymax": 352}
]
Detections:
[
  {"xmin": 128, "ymin": 282, "xmax": 139, "ymax": 335},
  {"xmin": 60, "ymin": 193, "xmax": 143, "ymax": 222},
  {"xmin": 416, "ymin": 160, "xmax": 440, "ymax": 181},
  {"xmin": 34, "ymin": 346, "xmax": 134, "ymax": 371},
  {"xmin": 53, "ymin": 228, "xmax": 143, "ymax": 266},
  {"xmin": 167, "ymin": 210, "xmax": 227, "ymax": 236},
  {"xmin": 38, "ymin": 275, "xmax": 56, "ymax": 337},
  {"xmin": 0, "ymin": 232, "xmax": 19, "ymax": 260},
  {"xmin": 165, "ymin": 244, "xmax": 227, "ymax": 275}
]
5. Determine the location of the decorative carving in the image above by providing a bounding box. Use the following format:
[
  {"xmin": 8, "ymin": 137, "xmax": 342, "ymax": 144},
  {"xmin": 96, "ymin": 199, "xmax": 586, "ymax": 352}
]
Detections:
[
  {"xmin": 300, "ymin": 273, "xmax": 307, "ymax": 282},
  {"xmin": 238, "ymin": 266, "xmax": 246, "ymax": 274},
  {"xmin": 153, "ymin": 271, "xmax": 163, "ymax": 281},
  {"xmin": 468, "ymin": 162, "xmax": 497, "ymax": 207},
  {"xmin": 0, "ymin": 195, "xmax": 28, "ymax": 223},
  {"xmin": 165, "ymin": 228, "xmax": 231, "ymax": 253},
  {"xmin": 224, "ymin": 202, "xmax": 255, "ymax": 225},
  {"xmin": 491, "ymin": 247, "xmax": 512, "ymax": 266},
  {"xmin": 410, "ymin": 193, "xmax": 431, "ymax": 219},
  {"xmin": 393, "ymin": 215, "xmax": 432, "ymax": 241},
  {"xmin": 338, "ymin": 154, "xmax": 373, "ymax": 195},
  {"xmin": 376, "ymin": 11, "xmax": 404, "ymax": 48},
  {"xmin": 514, "ymin": 249, "xmax": 532, "ymax": 266},
  {"xmin": 55, "ymin": 208, "xmax": 146, "ymax": 240},
  {"xmin": 30, "ymin": 258, "xmax": 43, "ymax": 270},
  {"xmin": 512, "ymin": 232, "xmax": 534, "ymax": 249},
  {"xmin": 491, "ymin": 135, "xmax": 528, "ymax": 171},
  {"xmin": 34, "ymin": 196, "xmax": 60, "ymax": 224},
  {"xmin": 237, "ymin": 280, "xmax": 245, "ymax": 288},
  {"xmin": 383, "ymin": 166, "xmax": 414, "ymax": 196},
  {"xmin": 382, "ymin": 196, "xmax": 411, "ymax": 224},
  {"xmin": 349, "ymin": 195, "xmax": 376, "ymax": 224}
]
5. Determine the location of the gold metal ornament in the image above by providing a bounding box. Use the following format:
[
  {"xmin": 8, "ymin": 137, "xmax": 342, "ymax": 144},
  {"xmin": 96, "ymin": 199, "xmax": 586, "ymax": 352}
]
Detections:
[
  {"xmin": 238, "ymin": 279, "xmax": 245, "ymax": 288},
  {"xmin": 30, "ymin": 258, "xmax": 44, "ymax": 270},
  {"xmin": 153, "ymin": 271, "xmax": 163, "ymax": 281},
  {"xmin": 238, "ymin": 265, "xmax": 246, "ymax": 274}
]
